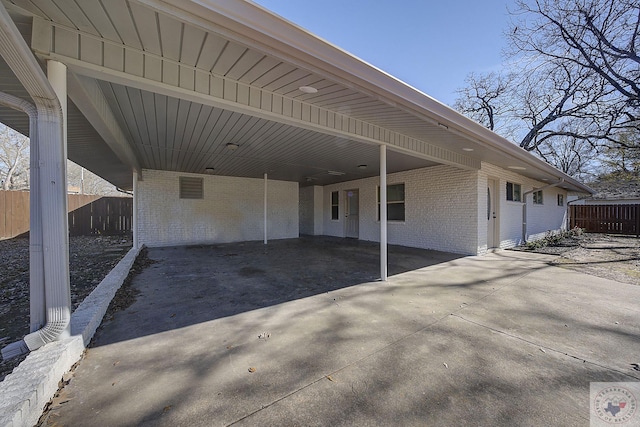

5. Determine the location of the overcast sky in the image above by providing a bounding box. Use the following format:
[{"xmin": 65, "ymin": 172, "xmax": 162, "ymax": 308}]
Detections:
[{"xmin": 252, "ymin": 0, "xmax": 511, "ymax": 106}]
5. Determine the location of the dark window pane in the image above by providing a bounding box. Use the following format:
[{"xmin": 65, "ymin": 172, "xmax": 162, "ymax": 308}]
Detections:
[
  {"xmin": 388, "ymin": 203, "xmax": 405, "ymax": 221},
  {"xmin": 331, "ymin": 206, "xmax": 339, "ymax": 220},
  {"xmin": 387, "ymin": 184, "xmax": 404, "ymax": 202},
  {"xmin": 506, "ymin": 182, "xmax": 521, "ymax": 202},
  {"xmin": 506, "ymin": 182, "xmax": 513, "ymax": 201},
  {"xmin": 331, "ymin": 191, "xmax": 339, "ymax": 205}
]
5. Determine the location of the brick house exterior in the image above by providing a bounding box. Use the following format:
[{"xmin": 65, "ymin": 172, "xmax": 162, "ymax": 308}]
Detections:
[{"xmin": 136, "ymin": 162, "xmax": 570, "ymax": 256}]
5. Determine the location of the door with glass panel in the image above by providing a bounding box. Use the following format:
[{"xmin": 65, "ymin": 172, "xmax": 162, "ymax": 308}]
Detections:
[{"xmin": 345, "ymin": 190, "xmax": 359, "ymax": 238}]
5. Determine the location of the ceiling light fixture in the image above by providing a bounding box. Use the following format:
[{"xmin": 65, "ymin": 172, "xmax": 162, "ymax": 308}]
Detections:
[
  {"xmin": 462, "ymin": 148, "xmax": 474, "ymax": 152},
  {"xmin": 508, "ymin": 166, "xmax": 526, "ymax": 171},
  {"xmin": 328, "ymin": 170, "xmax": 346, "ymax": 176},
  {"xmin": 205, "ymin": 167, "xmax": 215, "ymax": 174},
  {"xmin": 226, "ymin": 143, "xmax": 239, "ymax": 151},
  {"xmin": 437, "ymin": 122, "xmax": 449, "ymax": 129},
  {"xmin": 299, "ymin": 86, "xmax": 318, "ymax": 94},
  {"xmin": 357, "ymin": 164, "xmax": 367, "ymax": 170}
]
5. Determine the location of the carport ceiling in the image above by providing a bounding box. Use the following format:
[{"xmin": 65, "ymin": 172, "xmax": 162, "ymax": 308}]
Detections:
[
  {"xmin": 1, "ymin": 0, "xmax": 468, "ymax": 185},
  {"xmin": 0, "ymin": 58, "xmax": 134, "ymax": 189},
  {"xmin": 0, "ymin": 0, "xmax": 592, "ymax": 194},
  {"xmin": 100, "ymin": 81, "xmax": 438, "ymax": 186}
]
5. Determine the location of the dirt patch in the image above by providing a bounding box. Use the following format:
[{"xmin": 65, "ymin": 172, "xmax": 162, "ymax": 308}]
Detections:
[
  {"xmin": 0, "ymin": 235, "xmax": 132, "ymax": 381},
  {"xmin": 513, "ymin": 233, "xmax": 640, "ymax": 286},
  {"xmin": 98, "ymin": 247, "xmax": 155, "ymax": 323},
  {"xmin": 551, "ymin": 234, "xmax": 640, "ymax": 286}
]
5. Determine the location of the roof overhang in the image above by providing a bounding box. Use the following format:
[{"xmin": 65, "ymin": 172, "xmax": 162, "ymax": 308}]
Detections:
[{"xmin": 0, "ymin": 0, "xmax": 593, "ymax": 194}]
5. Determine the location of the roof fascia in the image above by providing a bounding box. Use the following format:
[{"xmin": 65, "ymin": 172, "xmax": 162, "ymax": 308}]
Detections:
[
  {"xmin": 133, "ymin": 0, "xmax": 592, "ymax": 194},
  {"xmin": 30, "ymin": 16, "xmax": 479, "ymax": 171}
]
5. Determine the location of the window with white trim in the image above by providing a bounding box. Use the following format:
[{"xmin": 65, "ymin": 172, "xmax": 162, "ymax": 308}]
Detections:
[
  {"xmin": 377, "ymin": 183, "xmax": 405, "ymax": 221},
  {"xmin": 506, "ymin": 182, "xmax": 522, "ymax": 202},
  {"xmin": 533, "ymin": 190, "xmax": 543, "ymax": 205},
  {"xmin": 331, "ymin": 191, "xmax": 339, "ymax": 220}
]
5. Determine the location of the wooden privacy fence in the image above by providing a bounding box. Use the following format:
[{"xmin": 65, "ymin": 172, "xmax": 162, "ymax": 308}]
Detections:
[
  {"xmin": 68, "ymin": 197, "xmax": 132, "ymax": 236},
  {"xmin": 570, "ymin": 204, "xmax": 640, "ymax": 236},
  {"xmin": 1, "ymin": 190, "xmax": 132, "ymax": 239}
]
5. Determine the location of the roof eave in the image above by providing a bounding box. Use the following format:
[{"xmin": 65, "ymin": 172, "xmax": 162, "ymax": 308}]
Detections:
[{"xmin": 132, "ymin": 1, "xmax": 596, "ymax": 194}]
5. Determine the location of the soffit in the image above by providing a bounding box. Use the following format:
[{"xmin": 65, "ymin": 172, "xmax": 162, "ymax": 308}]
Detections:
[
  {"xmin": 100, "ymin": 80, "xmax": 438, "ymax": 186},
  {"xmin": 0, "ymin": 56, "xmax": 134, "ymax": 189},
  {"xmin": 6, "ymin": 0, "xmax": 477, "ymax": 151},
  {"xmin": 0, "ymin": 0, "xmax": 592, "ymax": 193}
]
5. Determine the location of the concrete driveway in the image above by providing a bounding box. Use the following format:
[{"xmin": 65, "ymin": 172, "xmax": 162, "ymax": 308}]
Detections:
[{"xmin": 41, "ymin": 237, "xmax": 640, "ymax": 426}]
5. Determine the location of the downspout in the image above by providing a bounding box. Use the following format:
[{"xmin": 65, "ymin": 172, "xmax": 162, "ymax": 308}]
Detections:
[
  {"xmin": 521, "ymin": 179, "xmax": 565, "ymax": 243},
  {"xmin": 0, "ymin": 3, "xmax": 70, "ymax": 359},
  {"xmin": 0, "ymin": 92, "xmax": 45, "ymax": 337}
]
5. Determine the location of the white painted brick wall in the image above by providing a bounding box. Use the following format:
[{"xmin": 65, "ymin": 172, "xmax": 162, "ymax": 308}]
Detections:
[
  {"xmin": 137, "ymin": 170, "xmax": 299, "ymax": 247},
  {"xmin": 313, "ymin": 186, "xmax": 324, "ymax": 235},
  {"xmin": 299, "ymin": 186, "xmax": 324, "ymax": 235},
  {"xmin": 299, "ymin": 186, "xmax": 314, "ymax": 235},
  {"xmin": 322, "ymin": 165, "xmax": 480, "ymax": 255},
  {"xmin": 480, "ymin": 163, "xmax": 568, "ymax": 249}
]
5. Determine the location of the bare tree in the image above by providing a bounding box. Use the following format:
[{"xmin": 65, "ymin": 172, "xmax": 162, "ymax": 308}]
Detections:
[
  {"xmin": 0, "ymin": 123, "xmax": 29, "ymax": 190},
  {"xmin": 453, "ymin": 0, "xmax": 639, "ymax": 178},
  {"xmin": 600, "ymin": 128, "xmax": 640, "ymax": 177},
  {"xmin": 534, "ymin": 132, "xmax": 598, "ymax": 180},
  {"xmin": 514, "ymin": 60, "xmax": 618, "ymax": 151},
  {"xmin": 509, "ymin": 0, "xmax": 639, "ymax": 130},
  {"xmin": 66, "ymin": 161, "xmax": 121, "ymax": 196},
  {"xmin": 454, "ymin": 61, "xmax": 617, "ymax": 151},
  {"xmin": 453, "ymin": 72, "xmax": 514, "ymax": 132}
]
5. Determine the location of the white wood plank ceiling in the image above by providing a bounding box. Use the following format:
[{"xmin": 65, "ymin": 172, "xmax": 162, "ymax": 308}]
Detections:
[
  {"xmin": 0, "ymin": 58, "xmax": 136, "ymax": 188},
  {"xmin": 1, "ymin": 0, "xmax": 459, "ymax": 187},
  {"xmin": 0, "ymin": 0, "xmax": 591, "ymax": 192},
  {"xmin": 99, "ymin": 81, "xmax": 437, "ymax": 185}
]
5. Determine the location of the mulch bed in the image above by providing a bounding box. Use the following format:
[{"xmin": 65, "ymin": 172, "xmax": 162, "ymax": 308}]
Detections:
[{"xmin": 0, "ymin": 235, "xmax": 132, "ymax": 381}]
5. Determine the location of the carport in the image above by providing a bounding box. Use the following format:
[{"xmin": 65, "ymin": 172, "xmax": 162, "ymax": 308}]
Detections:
[{"xmin": 0, "ymin": 0, "xmax": 592, "ymax": 368}]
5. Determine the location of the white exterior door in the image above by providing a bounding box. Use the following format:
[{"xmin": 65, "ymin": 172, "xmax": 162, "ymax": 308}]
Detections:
[
  {"xmin": 345, "ymin": 190, "xmax": 359, "ymax": 238},
  {"xmin": 487, "ymin": 178, "xmax": 498, "ymax": 248}
]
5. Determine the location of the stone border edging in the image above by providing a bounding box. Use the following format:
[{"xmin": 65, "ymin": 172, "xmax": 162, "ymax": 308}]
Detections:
[{"xmin": 0, "ymin": 245, "xmax": 142, "ymax": 427}]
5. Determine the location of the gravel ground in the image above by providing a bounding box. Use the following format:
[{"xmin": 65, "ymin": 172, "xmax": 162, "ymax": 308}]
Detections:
[
  {"xmin": 0, "ymin": 235, "xmax": 132, "ymax": 381},
  {"xmin": 550, "ymin": 234, "xmax": 640, "ymax": 286},
  {"xmin": 512, "ymin": 233, "xmax": 640, "ymax": 286}
]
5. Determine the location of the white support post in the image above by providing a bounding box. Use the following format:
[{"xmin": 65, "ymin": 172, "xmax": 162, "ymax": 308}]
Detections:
[
  {"xmin": 380, "ymin": 144, "xmax": 387, "ymax": 281},
  {"xmin": 264, "ymin": 173, "xmax": 268, "ymax": 245},
  {"xmin": 38, "ymin": 59, "xmax": 71, "ymax": 340},
  {"xmin": 133, "ymin": 171, "xmax": 138, "ymax": 249},
  {"xmin": 50, "ymin": 61, "xmax": 68, "ymax": 165}
]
